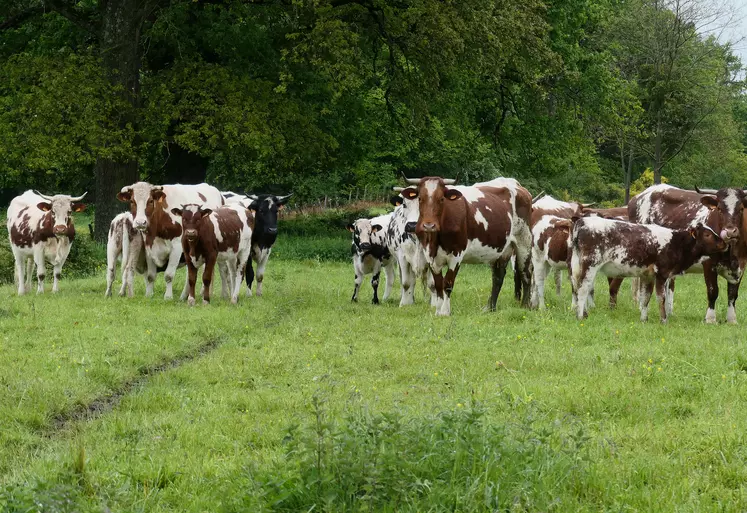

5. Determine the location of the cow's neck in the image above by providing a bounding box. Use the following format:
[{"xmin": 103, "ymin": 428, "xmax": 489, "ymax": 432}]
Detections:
[{"xmin": 669, "ymin": 231, "xmax": 705, "ymax": 274}]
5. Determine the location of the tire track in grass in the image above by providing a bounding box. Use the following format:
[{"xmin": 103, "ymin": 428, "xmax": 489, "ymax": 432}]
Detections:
[{"xmin": 47, "ymin": 335, "xmax": 224, "ymax": 435}]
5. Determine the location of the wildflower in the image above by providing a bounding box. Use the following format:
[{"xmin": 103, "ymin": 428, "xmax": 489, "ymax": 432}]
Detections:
[
  {"xmin": 615, "ymin": 330, "xmax": 620, "ymax": 335},
  {"xmin": 434, "ymin": 372, "xmax": 439, "ymax": 376},
  {"xmin": 648, "ymin": 359, "xmax": 653, "ymax": 364},
  {"xmin": 657, "ymin": 367, "xmax": 662, "ymax": 372},
  {"xmin": 457, "ymin": 403, "xmax": 463, "ymax": 408},
  {"xmin": 722, "ymin": 375, "xmax": 726, "ymax": 380},
  {"xmin": 580, "ymin": 323, "xmax": 584, "ymax": 327}
]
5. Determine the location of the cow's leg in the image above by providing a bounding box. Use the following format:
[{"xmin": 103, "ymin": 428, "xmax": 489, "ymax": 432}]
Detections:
[
  {"xmin": 225, "ymin": 259, "xmax": 239, "ymax": 304},
  {"xmin": 245, "ymin": 256, "xmax": 255, "ymax": 297},
  {"xmin": 163, "ymin": 245, "xmax": 183, "ymax": 300},
  {"xmin": 489, "ymin": 259, "xmax": 508, "ymax": 311},
  {"xmin": 34, "ymin": 248, "xmax": 46, "ymax": 294},
  {"xmin": 371, "ymin": 260, "xmax": 383, "ymax": 305},
  {"xmin": 52, "ymin": 262, "xmax": 63, "ymax": 293},
  {"xmin": 202, "ymin": 257, "xmax": 216, "ymax": 305},
  {"xmin": 25, "ymin": 258, "xmax": 33, "ymax": 292},
  {"xmin": 727, "ymin": 279, "xmax": 740, "ymax": 325},
  {"xmin": 106, "ymin": 241, "xmax": 118, "ymax": 298},
  {"xmin": 145, "ymin": 254, "xmax": 157, "ymax": 298},
  {"xmin": 631, "ymin": 277, "xmax": 640, "ymax": 305},
  {"xmin": 431, "ymin": 267, "xmax": 445, "ymax": 311},
  {"xmin": 554, "ymin": 269, "xmax": 562, "ymax": 296},
  {"xmin": 529, "ymin": 257, "xmax": 549, "ymax": 310},
  {"xmin": 351, "ymin": 258, "xmax": 363, "ymax": 302},
  {"xmin": 438, "ymin": 259, "xmax": 461, "ymax": 316},
  {"xmin": 218, "ymin": 261, "xmax": 230, "ymax": 299},
  {"xmin": 608, "ymin": 278, "xmax": 623, "ymax": 309},
  {"xmin": 186, "ymin": 258, "xmax": 198, "ymax": 306},
  {"xmin": 426, "ymin": 270, "xmax": 438, "ymax": 307},
  {"xmin": 575, "ymin": 266, "xmax": 596, "ymax": 320},
  {"xmin": 255, "ymin": 250, "xmax": 269, "ymax": 297},
  {"xmin": 382, "ymin": 260, "xmax": 395, "ymax": 301},
  {"xmin": 638, "ymin": 279, "xmax": 654, "ymax": 322},
  {"xmin": 233, "ymin": 252, "xmax": 250, "ymax": 304},
  {"xmin": 656, "ymin": 276, "xmax": 669, "ymax": 324},
  {"xmin": 703, "ymin": 261, "xmax": 719, "ymax": 324},
  {"xmin": 666, "ymin": 278, "xmax": 675, "ymax": 317},
  {"xmin": 513, "ymin": 256, "xmax": 522, "ymax": 302},
  {"xmin": 514, "ymin": 240, "xmax": 532, "ymax": 307},
  {"xmin": 399, "ymin": 255, "xmax": 415, "ymax": 307},
  {"xmin": 13, "ymin": 250, "xmax": 26, "ymax": 296}
]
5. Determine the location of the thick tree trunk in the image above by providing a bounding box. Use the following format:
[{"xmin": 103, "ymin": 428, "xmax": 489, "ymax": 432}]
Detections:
[{"xmin": 92, "ymin": 0, "xmax": 144, "ymax": 241}]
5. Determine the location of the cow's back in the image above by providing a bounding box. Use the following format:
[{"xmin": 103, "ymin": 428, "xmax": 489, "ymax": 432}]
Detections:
[
  {"xmin": 162, "ymin": 184, "xmax": 224, "ymax": 211},
  {"xmin": 628, "ymin": 184, "xmax": 710, "ymax": 229}
]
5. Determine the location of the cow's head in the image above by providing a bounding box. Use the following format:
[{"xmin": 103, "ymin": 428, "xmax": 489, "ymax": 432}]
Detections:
[
  {"xmin": 247, "ymin": 193, "xmax": 291, "ymax": 237},
  {"xmin": 170, "ymin": 204, "xmax": 212, "ymax": 242},
  {"xmin": 117, "ymin": 182, "xmax": 166, "ymax": 232},
  {"xmin": 402, "ymin": 177, "xmax": 459, "ymax": 235},
  {"xmin": 689, "ymin": 223, "xmax": 728, "ymax": 255},
  {"xmin": 697, "ymin": 187, "xmax": 747, "ymax": 244},
  {"xmin": 34, "ymin": 191, "xmax": 87, "ymax": 236},
  {"xmin": 391, "ymin": 187, "xmax": 420, "ymax": 234},
  {"xmin": 347, "ymin": 218, "xmax": 383, "ymax": 255}
]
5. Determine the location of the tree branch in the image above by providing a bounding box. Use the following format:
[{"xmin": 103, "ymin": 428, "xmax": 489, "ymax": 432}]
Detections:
[
  {"xmin": 44, "ymin": 0, "xmax": 98, "ymax": 34},
  {"xmin": 0, "ymin": 6, "xmax": 44, "ymax": 31}
]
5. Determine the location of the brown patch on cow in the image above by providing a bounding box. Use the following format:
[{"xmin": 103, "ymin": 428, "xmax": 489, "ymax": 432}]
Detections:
[
  {"xmin": 144, "ymin": 197, "xmax": 182, "ymax": 246},
  {"xmin": 16, "ymin": 206, "xmax": 29, "ymax": 218},
  {"xmin": 10, "ymin": 213, "xmax": 33, "ymax": 247},
  {"xmin": 33, "ymin": 212, "xmax": 55, "ymax": 244},
  {"xmin": 214, "ymin": 208, "xmax": 243, "ymax": 253},
  {"xmin": 198, "ymin": 192, "xmax": 207, "ymax": 202}
]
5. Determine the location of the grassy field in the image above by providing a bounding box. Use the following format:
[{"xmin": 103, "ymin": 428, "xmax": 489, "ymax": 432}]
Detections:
[{"xmin": 2, "ymin": 241, "xmax": 747, "ymax": 511}]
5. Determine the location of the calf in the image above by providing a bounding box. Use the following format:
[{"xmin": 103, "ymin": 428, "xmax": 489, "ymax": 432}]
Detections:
[
  {"xmin": 105, "ymin": 212, "xmax": 145, "ymax": 297},
  {"xmin": 403, "ymin": 176, "xmax": 533, "ymax": 316},
  {"xmin": 348, "ymin": 213, "xmax": 396, "ymax": 304},
  {"xmin": 171, "ymin": 204, "xmax": 254, "ymax": 305},
  {"xmin": 387, "ymin": 191, "xmax": 436, "ymax": 306},
  {"xmin": 570, "ymin": 217, "xmax": 726, "ymax": 323},
  {"xmin": 6, "ymin": 190, "xmax": 86, "ymax": 295},
  {"xmin": 244, "ymin": 194, "xmax": 292, "ymax": 297},
  {"xmin": 530, "ymin": 215, "xmax": 572, "ymax": 309}
]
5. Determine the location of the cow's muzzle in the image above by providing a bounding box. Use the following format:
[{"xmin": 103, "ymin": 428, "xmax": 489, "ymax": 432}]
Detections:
[
  {"xmin": 422, "ymin": 222, "xmax": 437, "ymax": 233},
  {"xmin": 185, "ymin": 229, "xmax": 198, "ymax": 241},
  {"xmin": 359, "ymin": 242, "xmax": 371, "ymax": 252},
  {"xmin": 54, "ymin": 225, "xmax": 67, "ymax": 236},
  {"xmin": 721, "ymin": 227, "xmax": 739, "ymax": 242},
  {"xmin": 265, "ymin": 227, "xmax": 278, "ymax": 235},
  {"xmin": 134, "ymin": 220, "xmax": 148, "ymax": 231},
  {"xmin": 405, "ymin": 222, "xmax": 417, "ymax": 233}
]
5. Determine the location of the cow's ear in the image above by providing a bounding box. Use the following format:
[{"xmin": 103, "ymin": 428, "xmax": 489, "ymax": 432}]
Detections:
[
  {"xmin": 151, "ymin": 189, "xmax": 166, "ymax": 202},
  {"xmin": 117, "ymin": 191, "xmax": 131, "ymax": 202},
  {"xmin": 571, "ymin": 214, "xmax": 582, "ymax": 224},
  {"xmin": 371, "ymin": 224, "xmax": 383, "ymax": 233},
  {"xmin": 200, "ymin": 208, "xmax": 213, "ymax": 218},
  {"xmin": 741, "ymin": 196, "xmax": 747, "ymax": 207},
  {"xmin": 390, "ymin": 196, "xmax": 403, "ymax": 207},
  {"xmin": 37, "ymin": 202, "xmax": 51, "ymax": 212},
  {"xmin": 689, "ymin": 226, "xmax": 698, "ymax": 239},
  {"xmin": 171, "ymin": 208, "xmax": 183, "ymax": 217},
  {"xmin": 346, "ymin": 223, "xmax": 355, "ymax": 232},
  {"xmin": 701, "ymin": 196, "xmax": 718, "ymax": 210},
  {"xmin": 444, "ymin": 188, "xmax": 462, "ymax": 201},
  {"xmin": 72, "ymin": 203, "xmax": 87, "ymax": 213},
  {"xmin": 403, "ymin": 187, "xmax": 418, "ymax": 200}
]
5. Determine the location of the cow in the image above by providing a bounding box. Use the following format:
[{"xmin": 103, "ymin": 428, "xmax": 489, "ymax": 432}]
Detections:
[
  {"xmin": 347, "ymin": 213, "xmax": 396, "ymax": 304},
  {"xmin": 570, "ymin": 216, "xmax": 727, "ymax": 323},
  {"xmin": 530, "ymin": 215, "xmax": 572, "ymax": 309},
  {"xmin": 6, "ymin": 190, "xmax": 87, "ymax": 295},
  {"xmin": 170, "ymin": 204, "xmax": 254, "ymax": 305},
  {"xmin": 243, "ymin": 194, "xmax": 292, "ymax": 297},
  {"xmin": 403, "ymin": 176, "xmax": 533, "ymax": 316},
  {"xmin": 105, "ymin": 212, "xmax": 145, "ymax": 297},
  {"xmin": 117, "ymin": 182, "xmax": 224, "ymax": 299},
  {"xmin": 629, "ymin": 184, "xmax": 747, "ymax": 324},
  {"xmin": 387, "ymin": 190, "xmax": 436, "ymax": 306}
]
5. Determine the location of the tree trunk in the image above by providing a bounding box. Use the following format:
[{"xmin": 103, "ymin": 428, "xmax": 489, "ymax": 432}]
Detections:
[
  {"xmin": 653, "ymin": 111, "xmax": 663, "ymax": 185},
  {"xmin": 92, "ymin": 0, "xmax": 144, "ymax": 241},
  {"xmin": 625, "ymin": 145, "xmax": 634, "ymax": 204}
]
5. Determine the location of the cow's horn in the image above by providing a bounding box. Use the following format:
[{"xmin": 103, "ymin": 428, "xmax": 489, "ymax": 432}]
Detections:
[
  {"xmin": 695, "ymin": 186, "xmax": 718, "ymax": 195},
  {"xmin": 69, "ymin": 192, "xmax": 87, "ymax": 202},
  {"xmin": 404, "ymin": 177, "xmax": 421, "ymax": 185},
  {"xmin": 120, "ymin": 185, "xmax": 132, "ymax": 194},
  {"xmin": 581, "ymin": 202, "xmax": 596, "ymax": 208},
  {"xmin": 443, "ymin": 178, "xmax": 457, "ymax": 185},
  {"xmin": 392, "ymin": 186, "xmax": 405, "ymax": 192},
  {"xmin": 33, "ymin": 190, "xmax": 55, "ymax": 201},
  {"xmin": 278, "ymin": 193, "xmax": 293, "ymax": 201},
  {"xmin": 531, "ymin": 191, "xmax": 545, "ymax": 203},
  {"xmin": 152, "ymin": 185, "xmax": 164, "ymax": 191}
]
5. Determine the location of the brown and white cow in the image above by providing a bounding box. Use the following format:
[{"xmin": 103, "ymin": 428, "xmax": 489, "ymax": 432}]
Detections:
[
  {"xmin": 629, "ymin": 184, "xmax": 747, "ymax": 324},
  {"xmin": 570, "ymin": 216, "xmax": 726, "ymax": 323},
  {"xmin": 105, "ymin": 212, "xmax": 145, "ymax": 297},
  {"xmin": 530, "ymin": 215, "xmax": 572, "ymax": 309},
  {"xmin": 402, "ymin": 176, "xmax": 533, "ymax": 316},
  {"xmin": 171, "ymin": 204, "xmax": 254, "ymax": 305},
  {"xmin": 117, "ymin": 182, "xmax": 224, "ymax": 299},
  {"xmin": 6, "ymin": 190, "xmax": 87, "ymax": 295}
]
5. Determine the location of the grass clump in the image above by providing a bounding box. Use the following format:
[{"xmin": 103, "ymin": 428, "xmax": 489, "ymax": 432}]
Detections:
[{"xmin": 235, "ymin": 398, "xmax": 590, "ymax": 512}]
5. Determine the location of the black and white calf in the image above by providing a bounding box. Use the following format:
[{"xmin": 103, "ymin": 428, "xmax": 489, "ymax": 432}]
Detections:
[
  {"xmin": 387, "ymin": 191, "xmax": 436, "ymax": 306},
  {"xmin": 570, "ymin": 217, "xmax": 727, "ymax": 323},
  {"xmin": 244, "ymin": 194, "xmax": 292, "ymax": 296},
  {"xmin": 348, "ymin": 213, "xmax": 396, "ymax": 304}
]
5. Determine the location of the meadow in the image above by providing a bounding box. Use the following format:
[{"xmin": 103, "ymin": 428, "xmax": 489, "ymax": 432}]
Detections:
[{"xmin": 2, "ymin": 211, "xmax": 747, "ymax": 512}]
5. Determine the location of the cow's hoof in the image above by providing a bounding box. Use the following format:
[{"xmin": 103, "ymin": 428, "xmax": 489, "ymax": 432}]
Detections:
[
  {"xmin": 188, "ymin": 297, "xmax": 195, "ymax": 307},
  {"xmin": 372, "ymin": 299, "xmax": 380, "ymax": 305},
  {"xmin": 231, "ymin": 297, "xmax": 238, "ymax": 305},
  {"xmin": 203, "ymin": 299, "xmax": 210, "ymax": 306}
]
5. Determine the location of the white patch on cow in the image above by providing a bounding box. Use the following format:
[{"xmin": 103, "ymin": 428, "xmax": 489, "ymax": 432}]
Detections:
[
  {"xmin": 728, "ymin": 304, "xmax": 737, "ymax": 324},
  {"xmin": 725, "ymin": 190, "xmax": 739, "ymax": 216},
  {"xmin": 646, "ymin": 224, "xmax": 673, "ymax": 249},
  {"xmin": 456, "ymin": 186, "xmax": 485, "ymax": 203},
  {"xmin": 212, "ymin": 215, "xmax": 224, "ymax": 243},
  {"xmin": 578, "ymin": 216, "xmax": 615, "ymax": 234},
  {"xmin": 424, "ymin": 179, "xmax": 439, "ymax": 197},
  {"xmin": 485, "ymin": 206, "xmax": 492, "ymax": 212},
  {"xmin": 533, "ymin": 195, "xmax": 574, "ymax": 211},
  {"xmin": 634, "ymin": 184, "xmax": 675, "ymax": 223},
  {"xmin": 531, "ymin": 215, "xmax": 557, "ymax": 251},
  {"xmin": 705, "ymin": 307, "xmax": 717, "ymax": 324},
  {"xmin": 474, "ymin": 209, "xmax": 489, "ymax": 230}
]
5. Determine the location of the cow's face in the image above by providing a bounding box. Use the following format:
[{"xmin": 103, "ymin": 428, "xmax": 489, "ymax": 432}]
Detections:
[
  {"xmin": 700, "ymin": 189, "xmax": 747, "ymax": 243},
  {"xmin": 36, "ymin": 196, "xmax": 86, "ymax": 236},
  {"xmin": 690, "ymin": 224, "xmax": 728, "ymax": 255},
  {"xmin": 405, "ymin": 177, "xmax": 462, "ymax": 235},
  {"xmin": 171, "ymin": 204, "xmax": 211, "ymax": 242},
  {"xmin": 347, "ymin": 219, "xmax": 383, "ymax": 255},
  {"xmin": 394, "ymin": 189, "xmax": 421, "ymax": 234},
  {"xmin": 248, "ymin": 194, "xmax": 291, "ymax": 236},
  {"xmin": 118, "ymin": 182, "xmax": 165, "ymax": 231}
]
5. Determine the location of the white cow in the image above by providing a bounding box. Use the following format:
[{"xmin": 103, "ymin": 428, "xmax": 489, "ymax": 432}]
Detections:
[
  {"xmin": 7, "ymin": 190, "xmax": 87, "ymax": 295},
  {"xmin": 105, "ymin": 212, "xmax": 145, "ymax": 297}
]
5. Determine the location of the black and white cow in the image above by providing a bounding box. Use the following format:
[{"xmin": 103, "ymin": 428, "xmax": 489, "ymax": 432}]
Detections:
[
  {"xmin": 387, "ymin": 190, "xmax": 436, "ymax": 306},
  {"xmin": 570, "ymin": 216, "xmax": 727, "ymax": 323},
  {"xmin": 347, "ymin": 213, "xmax": 396, "ymax": 304}
]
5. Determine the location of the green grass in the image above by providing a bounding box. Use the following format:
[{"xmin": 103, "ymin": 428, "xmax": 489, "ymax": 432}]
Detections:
[{"xmin": 3, "ymin": 237, "xmax": 747, "ymax": 510}]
